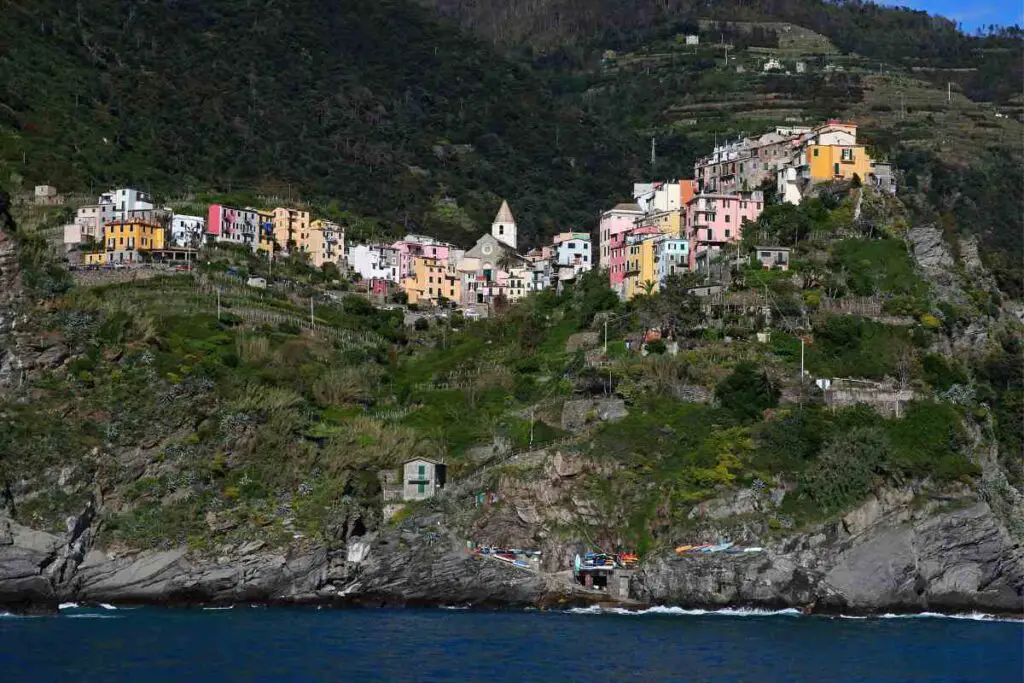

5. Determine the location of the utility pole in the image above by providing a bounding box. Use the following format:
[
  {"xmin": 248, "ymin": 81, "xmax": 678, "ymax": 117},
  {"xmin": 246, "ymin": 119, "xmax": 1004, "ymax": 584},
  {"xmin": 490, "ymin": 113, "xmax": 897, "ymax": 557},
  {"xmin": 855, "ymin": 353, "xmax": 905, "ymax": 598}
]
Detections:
[
  {"xmin": 947, "ymin": 82, "xmax": 952, "ymax": 103},
  {"xmin": 310, "ymin": 296, "xmax": 315, "ymax": 328},
  {"xmin": 216, "ymin": 288, "xmax": 221, "ymax": 321},
  {"xmin": 529, "ymin": 407, "xmax": 535, "ymax": 447},
  {"xmin": 650, "ymin": 137, "xmax": 656, "ymax": 174}
]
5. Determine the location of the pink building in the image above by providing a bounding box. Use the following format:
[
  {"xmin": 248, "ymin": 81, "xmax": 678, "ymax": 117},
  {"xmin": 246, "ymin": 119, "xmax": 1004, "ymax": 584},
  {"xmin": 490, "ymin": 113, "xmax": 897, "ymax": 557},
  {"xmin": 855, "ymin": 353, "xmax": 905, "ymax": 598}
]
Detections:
[
  {"xmin": 392, "ymin": 235, "xmax": 453, "ymax": 279},
  {"xmin": 684, "ymin": 191, "xmax": 765, "ymax": 270},
  {"xmin": 608, "ymin": 225, "xmax": 660, "ymax": 297},
  {"xmin": 207, "ymin": 204, "xmax": 270, "ymax": 250},
  {"xmin": 599, "ymin": 203, "xmax": 644, "ymax": 268}
]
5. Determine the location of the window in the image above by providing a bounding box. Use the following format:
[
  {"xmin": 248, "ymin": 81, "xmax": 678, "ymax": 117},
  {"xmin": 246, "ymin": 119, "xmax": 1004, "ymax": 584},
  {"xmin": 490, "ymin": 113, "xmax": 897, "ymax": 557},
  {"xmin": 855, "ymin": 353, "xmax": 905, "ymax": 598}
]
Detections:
[
  {"xmin": 841, "ymin": 148, "xmax": 853, "ymax": 162},
  {"xmin": 499, "ymin": 226, "xmax": 504, "ymax": 235},
  {"xmin": 725, "ymin": 230, "xmax": 731, "ymax": 238},
  {"xmin": 725, "ymin": 215, "xmax": 731, "ymax": 223},
  {"xmin": 706, "ymin": 229, "xmax": 713, "ymax": 240},
  {"xmin": 813, "ymin": 148, "xmax": 819, "ymax": 157}
]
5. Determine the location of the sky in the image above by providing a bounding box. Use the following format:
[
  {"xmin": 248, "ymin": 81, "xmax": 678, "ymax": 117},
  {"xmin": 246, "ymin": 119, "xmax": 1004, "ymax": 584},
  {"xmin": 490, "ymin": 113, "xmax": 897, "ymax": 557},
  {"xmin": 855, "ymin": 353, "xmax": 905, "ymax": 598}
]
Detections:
[{"xmin": 888, "ymin": 0, "xmax": 1023, "ymax": 32}]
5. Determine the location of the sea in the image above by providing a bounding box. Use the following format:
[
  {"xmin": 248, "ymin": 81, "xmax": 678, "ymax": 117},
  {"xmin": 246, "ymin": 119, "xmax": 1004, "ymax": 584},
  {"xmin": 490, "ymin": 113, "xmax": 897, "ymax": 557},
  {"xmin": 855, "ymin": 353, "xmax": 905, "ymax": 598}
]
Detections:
[{"xmin": 1, "ymin": 604, "xmax": 1021, "ymax": 682}]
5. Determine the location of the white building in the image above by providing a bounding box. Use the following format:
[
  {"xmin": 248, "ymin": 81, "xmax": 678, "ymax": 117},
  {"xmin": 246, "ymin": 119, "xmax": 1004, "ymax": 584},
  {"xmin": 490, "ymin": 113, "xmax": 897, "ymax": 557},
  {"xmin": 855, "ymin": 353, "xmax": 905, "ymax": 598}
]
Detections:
[
  {"xmin": 553, "ymin": 232, "xmax": 592, "ymax": 281},
  {"xmin": 348, "ymin": 244, "xmax": 399, "ymax": 283},
  {"xmin": 170, "ymin": 214, "xmax": 206, "ymax": 248},
  {"xmin": 98, "ymin": 188, "xmax": 154, "ymax": 220},
  {"xmin": 71, "ymin": 203, "xmax": 116, "ymax": 243},
  {"xmin": 491, "ymin": 200, "xmax": 517, "ymax": 251},
  {"xmin": 633, "ymin": 181, "xmax": 681, "ymax": 213},
  {"xmin": 656, "ymin": 237, "xmax": 689, "ymax": 285},
  {"xmin": 685, "ymin": 34, "xmax": 699, "ymax": 45}
]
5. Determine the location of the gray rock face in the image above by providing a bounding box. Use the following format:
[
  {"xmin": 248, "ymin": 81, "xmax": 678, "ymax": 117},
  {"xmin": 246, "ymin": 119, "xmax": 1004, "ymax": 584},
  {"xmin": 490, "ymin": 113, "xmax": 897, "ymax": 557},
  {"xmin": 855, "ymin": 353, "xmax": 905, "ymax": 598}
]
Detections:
[
  {"xmin": 635, "ymin": 502, "xmax": 1024, "ymax": 615},
  {"xmin": 0, "ymin": 495, "xmax": 1020, "ymax": 615},
  {"xmin": 560, "ymin": 398, "xmax": 628, "ymax": 431}
]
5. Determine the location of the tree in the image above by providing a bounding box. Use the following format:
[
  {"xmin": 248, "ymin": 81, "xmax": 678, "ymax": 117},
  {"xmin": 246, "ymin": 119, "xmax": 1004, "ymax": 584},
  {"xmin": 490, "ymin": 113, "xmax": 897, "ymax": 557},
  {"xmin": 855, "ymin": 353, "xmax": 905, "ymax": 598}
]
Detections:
[{"xmin": 715, "ymin": 363, "xmax": 780, "ymax": 421}]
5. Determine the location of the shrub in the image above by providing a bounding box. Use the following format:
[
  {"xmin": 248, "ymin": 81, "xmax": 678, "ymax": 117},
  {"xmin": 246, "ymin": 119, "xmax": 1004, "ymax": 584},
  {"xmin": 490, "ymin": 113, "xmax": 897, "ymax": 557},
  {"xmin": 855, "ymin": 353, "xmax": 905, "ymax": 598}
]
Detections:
[
  {"xmin": 715, "ymin": 363, "xmax": 780, "ymax": 421},
  {"xmin": 413, "ymin": 317, "xmax": 429, "ymax": 331},
  {"xmin": 801, "ymin": 427, "xmax": 891, "ymax": 513},
  {"xmin": 646, "ymin": 339, "xmax": 667, "ymax": 355},
  {"xmin": 919, "ymin": 313, "xmax": 941, "ymax": 330}
]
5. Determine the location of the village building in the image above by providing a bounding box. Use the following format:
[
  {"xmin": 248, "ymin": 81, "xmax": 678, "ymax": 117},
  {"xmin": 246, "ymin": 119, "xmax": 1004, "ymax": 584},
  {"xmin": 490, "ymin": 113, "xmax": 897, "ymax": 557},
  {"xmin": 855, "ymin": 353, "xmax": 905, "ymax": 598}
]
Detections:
[
  {"xmin": 599, "ymin": 203, "xmax": 643, "ymax": 266},
  {"xmin": 552, "ymin": 232, "xmax": 592, "ymax": 288},
  {"xmin": 403, "ymin": 255, "xmax": 462, "ymax": 306},
  {"xmin": 458, "ymin": 232, "xmax": 527, "ymax": 306},
  {"xmin": 622, "ymin": 226, "xmax": 663, "ymax": 299},
  {"xmin": 170, "ymin": 214, "xmax": 206, "ymax": 248},
  {"xmin": 656, "ymin": 237, "xmax": 689, "ymax": 285},
  {"xmin": 272, "ymin": 207, "xmax": 311, "ymax": 255},
  {"xmin": 207, "ymin": 205, "xmax": 272, "ymax": 251},
  {"xmin": 402, "ymin": 458, "xmax": 447, "ymax": 501},
  {"xmin": 348, "ymin": 244, "xmax": 400, "ymax": 283},
  {"xmin": 308, "ymin": 219, "xmax": 345, "ymax": 269},
  {"xmin": 754, "ymin": 245, "xmax": 791, "ymax": 271},
  {"xmin": 83, "ymin": 218, "xmax": 165, "ymax": 265},
  {"xmin": 684, "ymin": 190, "xmax": 764, "ymax": 270},
  {"xmin": 34, "ymin": 185, "xmax": 60, "ymax": 205}
]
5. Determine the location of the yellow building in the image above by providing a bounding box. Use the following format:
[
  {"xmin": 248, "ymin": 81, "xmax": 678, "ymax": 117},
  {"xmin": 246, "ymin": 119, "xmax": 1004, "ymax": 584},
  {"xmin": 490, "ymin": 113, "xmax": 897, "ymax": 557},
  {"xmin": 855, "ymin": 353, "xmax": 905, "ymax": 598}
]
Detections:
[
  {"xmin": 647, "ymin": 209, "xmax": 683, "ymax": 237},
  {"xmin": 624, "ymin": 235, "xmax": 659, "ymax": 300},
  {"xmin": 272, "ymin": 207, "xmax": 311, "ymax": 254},
  {"xmin": 805, "ymin": 143, "xmax": 872, "ymax": 184},
  {"xmin": 309, "ymin": 219, "xmax": 345, "ymax": 269},
  {"xmin": 85, "ymin": 219, "xmax": 165, "ymax": 264},
  {"xmin": 403, "ymin": 256, "xmax": 461, "ymax": 306}
]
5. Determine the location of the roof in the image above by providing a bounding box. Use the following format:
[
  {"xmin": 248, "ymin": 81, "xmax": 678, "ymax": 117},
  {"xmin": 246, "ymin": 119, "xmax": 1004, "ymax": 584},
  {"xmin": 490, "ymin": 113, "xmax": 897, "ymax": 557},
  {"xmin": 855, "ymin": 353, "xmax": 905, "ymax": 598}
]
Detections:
[
  {"xmin": 755, "ymin": 245, "xmax": 790, "ymax": 251},
  {"xmin": 610, "ymin": 203, "xmax": 644, "ymax": 213},
  {"xmin": 404, "ymin": 457, "xmax": 444, "ymax": 466},
  {"xmin": 494, "ymin": 200, "xmax": 515, "ymax": 224}
]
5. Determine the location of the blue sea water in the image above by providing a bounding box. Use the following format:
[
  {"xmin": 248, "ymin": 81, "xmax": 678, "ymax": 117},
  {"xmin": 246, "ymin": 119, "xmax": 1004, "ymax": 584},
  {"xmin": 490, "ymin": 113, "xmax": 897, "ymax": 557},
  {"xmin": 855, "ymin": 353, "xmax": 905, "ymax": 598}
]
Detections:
[{"xmin": 1, "ymin": 605, "xmax": 1021, "ymax": 682}]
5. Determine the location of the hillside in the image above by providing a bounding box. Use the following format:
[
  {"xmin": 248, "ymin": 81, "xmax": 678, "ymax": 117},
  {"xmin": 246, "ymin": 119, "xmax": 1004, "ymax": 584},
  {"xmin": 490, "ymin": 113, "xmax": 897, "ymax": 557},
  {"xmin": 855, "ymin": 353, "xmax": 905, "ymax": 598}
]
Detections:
[
  {"xmin": 0, "ymin": 0, "xmax": 639, "ymax": 248},
  {"xmin": 0, "ymin": 179, "xmax": 1022, "ymax": 612}
]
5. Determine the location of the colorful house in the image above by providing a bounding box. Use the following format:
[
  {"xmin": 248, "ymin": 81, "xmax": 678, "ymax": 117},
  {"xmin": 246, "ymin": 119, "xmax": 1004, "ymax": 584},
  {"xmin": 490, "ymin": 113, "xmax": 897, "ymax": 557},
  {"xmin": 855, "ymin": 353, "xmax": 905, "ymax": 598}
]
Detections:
[
  {"xmin": 685, "ymin": 191, "xmax": 764, "ymax": 270},
  {"xmin": 599, "ymin": 203, "xmax": 643, "ymax": 267},
  {"xmin": 623, "ymin": 228, "xmax": 661, "ymax": 299},
  {"xmin": 309, "ymin": 219, "xmax": 345, "ymax": 269},
  {"xmin": 84, "ymin": 218, "xmax": 166, "ymax": 264},
  {"xmin": 272, "ymin": 207, "xmax": 311, "ymax": 254},
  {"xmin": 207, "ymin": 205, "xmax": 271, "ymax": 251},
  {"xmin": 348, "ymin": 244, "xmax": 400, "ymax": 283},
  {"xmin": 552, "ymin": 232, "xmax": 592, "ymax": 286},
  {"xmin": 403, "ymin": 255, "xmax": 461, "ymax": 306},
  {"xmin": 656, "ymin": 237, "xmax": 689, "ymax": 285}
]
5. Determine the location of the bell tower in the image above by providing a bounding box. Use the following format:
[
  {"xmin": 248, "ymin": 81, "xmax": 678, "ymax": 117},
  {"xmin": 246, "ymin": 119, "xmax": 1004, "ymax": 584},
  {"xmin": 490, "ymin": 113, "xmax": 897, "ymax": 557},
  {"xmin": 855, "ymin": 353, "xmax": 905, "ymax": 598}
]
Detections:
[{"xmin": 491, "ymin": 200, "xmax": 517, "ymax": 251}]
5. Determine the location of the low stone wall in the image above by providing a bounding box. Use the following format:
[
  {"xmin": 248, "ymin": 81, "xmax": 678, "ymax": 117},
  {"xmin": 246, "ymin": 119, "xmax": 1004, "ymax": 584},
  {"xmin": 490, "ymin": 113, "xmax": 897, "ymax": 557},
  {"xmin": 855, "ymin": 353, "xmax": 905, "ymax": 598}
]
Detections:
[{"xmin": 824, "ymin": 387, "xmax": 916, "ymax": 417}]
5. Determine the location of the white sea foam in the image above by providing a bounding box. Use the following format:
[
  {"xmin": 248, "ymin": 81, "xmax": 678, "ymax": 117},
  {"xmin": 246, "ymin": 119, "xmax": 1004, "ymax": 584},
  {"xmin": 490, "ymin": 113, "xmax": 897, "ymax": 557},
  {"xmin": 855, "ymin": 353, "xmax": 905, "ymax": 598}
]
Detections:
[
  {"xmin": 440, "ymin": 605, "xmax": 470, "ymax": 610},
  {"xmin": 566, "ymin": 606, "xmax": 1018, "ymax": 622},
  {"xmin": 58, "ymin": 602, "xmax": 80, "ymax": 610},
  {"xmin": 99, "ymin": 603, "xmax": 118, "ymax": 610},
  {"xmin": 66, "ymin": 614, "xmax": 120, "ymax": 619},
  {"xmin": 878, "ymin": 612, "xmax": 1020, "ymax": 624},
  {"xmin": 202, "ymin": 606, "xmax": 234, "ymax": 611},
  {"xmin": 566, "ymin": 605, "xmax": 801, "ymax": 617}
]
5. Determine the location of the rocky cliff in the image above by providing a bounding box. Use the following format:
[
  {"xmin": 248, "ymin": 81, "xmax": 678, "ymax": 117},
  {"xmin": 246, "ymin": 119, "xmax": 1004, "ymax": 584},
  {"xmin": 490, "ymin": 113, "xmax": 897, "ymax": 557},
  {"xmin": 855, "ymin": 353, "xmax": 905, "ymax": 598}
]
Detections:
[{"xmin": 1, "ymin": 469, "xmax": 1021, "ymax": 615}]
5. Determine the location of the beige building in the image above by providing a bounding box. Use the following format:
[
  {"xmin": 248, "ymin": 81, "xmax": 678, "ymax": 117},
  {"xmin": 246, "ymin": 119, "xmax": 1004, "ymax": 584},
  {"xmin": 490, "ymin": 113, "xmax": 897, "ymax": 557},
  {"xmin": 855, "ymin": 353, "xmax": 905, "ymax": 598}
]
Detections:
[
  {"xmin": 309, "ymin": 219, "xmax": 345, "ymax": 269},
  {"xmin": 272, "ymin": 207, "xmax": 311, "ymax": 254}
]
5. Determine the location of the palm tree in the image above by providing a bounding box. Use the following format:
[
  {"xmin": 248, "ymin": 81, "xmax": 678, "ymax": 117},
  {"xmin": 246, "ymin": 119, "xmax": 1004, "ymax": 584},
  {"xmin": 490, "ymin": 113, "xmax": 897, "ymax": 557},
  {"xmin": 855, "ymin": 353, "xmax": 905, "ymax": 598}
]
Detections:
[{"xmin": 640, "ymin": 279, "xmax": 657, "ymax": 296}]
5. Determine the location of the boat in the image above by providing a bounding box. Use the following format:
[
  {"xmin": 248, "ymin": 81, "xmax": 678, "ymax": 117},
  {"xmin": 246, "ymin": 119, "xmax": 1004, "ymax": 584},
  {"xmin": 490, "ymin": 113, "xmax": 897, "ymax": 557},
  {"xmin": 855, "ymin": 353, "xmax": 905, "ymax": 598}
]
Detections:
[
  {"xmin": 706, "ymin": 542, "xmax": 734, "ymax": 553},
  {"xmin": 674, "ymin": 545, "xmax": 695, "ymax": 554}
]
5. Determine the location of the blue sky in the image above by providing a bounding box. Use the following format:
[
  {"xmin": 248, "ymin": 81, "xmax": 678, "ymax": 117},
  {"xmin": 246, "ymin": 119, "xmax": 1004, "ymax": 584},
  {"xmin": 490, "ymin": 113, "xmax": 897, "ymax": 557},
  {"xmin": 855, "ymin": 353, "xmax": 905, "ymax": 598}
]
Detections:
[{"xmin": 888, "ymin": 0, "xmax": 1023, "ymax": 31}]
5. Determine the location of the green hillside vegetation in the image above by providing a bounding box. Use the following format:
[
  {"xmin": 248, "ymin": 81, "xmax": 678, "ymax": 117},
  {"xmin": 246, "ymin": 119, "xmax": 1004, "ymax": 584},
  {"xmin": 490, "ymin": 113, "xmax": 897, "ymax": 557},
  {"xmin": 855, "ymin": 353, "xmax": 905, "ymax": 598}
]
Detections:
[
  {"xmin": 0, "ymin": 0, "xmax": 638, "ymax": 248},
  {"xmin": 3, "ymin": 184, "xmax": 1020, "ymax": 554}
]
